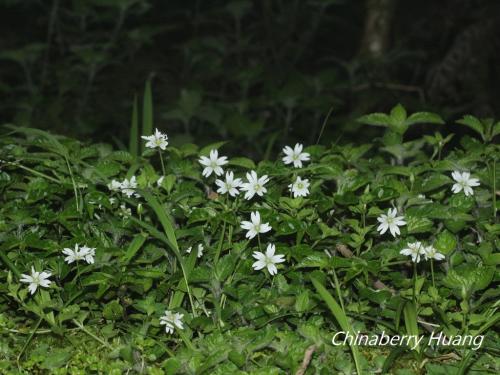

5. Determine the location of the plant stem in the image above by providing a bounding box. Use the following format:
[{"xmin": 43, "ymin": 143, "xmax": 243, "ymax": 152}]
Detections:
[
  {"xmin": 72, "ymin": 319, "xmax": 112, "ymax": 349},
  {"xmin": 430, "ymin": 259, "xmax": 435, "ymax": 289},
  {"xmin": 413, "ymin": 262, "xmax": 417, "ymax": 303},
  {"xmin": 214, "ymin": 220, "xmax": 226, "ymax": 264},
  {"xmin": 159, "ymin": 150, "xmax": 166, "ymax": 176}
]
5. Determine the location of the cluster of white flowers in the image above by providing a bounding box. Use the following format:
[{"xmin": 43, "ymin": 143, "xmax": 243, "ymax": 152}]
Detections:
[
  {"xmin": 160, "ymin": 310, "xmax": 184, "ymax": 334},
  {"xmin": 400, "ymin": 242, "xmax": 445, "ymax": 263},
  {"xmin": 20, "ymin": 243, "xmax": 97, "ymax": 295},
  {"xmin": 62, "ymin": 244, "xmax": 95, "ymax": 264},
  {"xmin": 141, "ymin": 128, "xmax": 169, "ymax": 150},
  {"xmin": 108, "ymin": 176, "xmax": 139, "ymax": 198}
]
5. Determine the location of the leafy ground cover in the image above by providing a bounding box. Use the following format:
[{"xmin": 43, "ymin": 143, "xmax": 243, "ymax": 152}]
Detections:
[{"xmin": 0, "ymin": 106, "xmax": 499, "ymax": 374}]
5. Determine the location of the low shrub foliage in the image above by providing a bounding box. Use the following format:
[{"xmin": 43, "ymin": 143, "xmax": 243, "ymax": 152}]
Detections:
[{"xmin": 0, "ymin": 106, "xmax": 499, "ymax": 374}]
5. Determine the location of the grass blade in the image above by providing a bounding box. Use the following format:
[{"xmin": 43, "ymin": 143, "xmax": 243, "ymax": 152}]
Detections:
[
  {"xmin": 310, "ymin": 275, "xmax": 364, "ymax": 375},
  {"xmin": 403, "ymin": 301, "xmax": 420, "ymax": 353}
]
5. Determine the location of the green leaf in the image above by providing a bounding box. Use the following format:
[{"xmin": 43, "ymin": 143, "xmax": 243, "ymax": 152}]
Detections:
[
  {"xmin": 121, "ymin": 233, "xmax": 147, "ymax": 265},
  {"xmin": 403, "ymin": 301, "xmax": 420, "ymax": 352},
  {"xmin": 102, "ymin": 300, "xmax": 124, "ymax": 320},
  {"xmin": 405, "ymin": 112, "xmax": 444, "ymax": 126},
  {"xmin": 388, "ymin": 104, "xmax": 408, "ymax": 134},
  {"xmin": 310, "ymin": 275, "xmax": 364, "ymax": 374},
  {"xmin": 434, "ymin": 230, "xmax": 457, "ymax": 255},
  {"xmin": 356, "ymin": 113, "xmax": 390, "ymax": 127},
  {"xmin": 228, "ymin": 157, "xmax": 256, "ymax": 170},
  {"xmin": 456, "ymin": 115, "xmax": 484, "ymax": 139}
]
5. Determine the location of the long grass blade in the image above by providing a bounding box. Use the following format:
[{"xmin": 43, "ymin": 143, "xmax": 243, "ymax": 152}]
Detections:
[{"xmin": 310, "ymin": 275, "xmax": 363, "ymax": 375}]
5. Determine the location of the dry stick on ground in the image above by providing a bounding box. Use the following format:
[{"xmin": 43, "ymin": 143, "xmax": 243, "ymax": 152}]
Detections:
[{"xmin": 295, "ymin": 345, "xmax": 316, "ymax": 375}]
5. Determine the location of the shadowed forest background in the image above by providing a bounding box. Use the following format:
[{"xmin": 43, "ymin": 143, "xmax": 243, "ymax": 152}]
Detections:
[{"xmin": 1, "ymin": 0, "xmax": 499, "ymax": 156}]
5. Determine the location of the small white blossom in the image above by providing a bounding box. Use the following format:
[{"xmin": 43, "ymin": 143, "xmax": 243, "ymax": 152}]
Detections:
[
  {"xmin": 423, "ymin": 245, "xmax": 445, "ymax": 261},
  {"xmin": 400, "ymin": 242, "xmax": 426, "ymax": 263},
  {"xmin": 451, "ymin": 171, "xmax": 480, "ymax": 197},
  {"xmin": 20, "ymin": 267, "xmax": 52, "ymax": 295},
  {"xmin": 215, "ymin": 171, "xmax": 242, "ymax": 197},
  {"xmin": 80, "ymin": 245, "xmax": 96, "ymax": 264},
  {"xmin": 240, "ymin": 211, "xmax": 272, "ymax": 239},
  {"xmin": 377, "ymin": 208, "xmax": 406, "ymax": 237},
  {"xmin": 141, "ymin": 128, "xmax": 169, "ymax": 150},
  {"xmin": 119, "ymin": 203, "xmax": 131, "ymax": 218},
  {"xmin": 199, "ymin": 149, "xmax": 228, "ymax": 177},
  {"xmin": 282, "ymin": 143, "xmax": 310, "ymax": 168},
  {"xmin": 186, "ymin": 244, "xmax": 204, "ymax": 258},
  {"xmin": 107, "ymin": 180, "xmax": 122, "ymax": 192},
  {"xmin": 252, "ymin": 244, "xmax": 285, "ymax": 275},
  {"xmin": 240, "ymin": 171, "xmax": 269, "ymax": 200},
  {"xmin": 157, "ymin": 176, "xmax": 165, "ymax": 187},
  {"xmin": 62, "ymin": 244, "xmax": 95, "ymax": 265},
  {"xmin": 289, "ymin": 176, "xmax": 310, "ymax": 198},
  {"xmin": 159, "ymin": 310, "xmax": 184, "ymax": 334},
  {"xmin": 120, "ymin": 176, "xmax": 139, "ymax": 198}
]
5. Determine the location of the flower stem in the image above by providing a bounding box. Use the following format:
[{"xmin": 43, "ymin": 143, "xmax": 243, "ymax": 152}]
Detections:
[
  {"xmin": 257, "ymin": 234, "xmax": 262, "ymax": 253},
  {"xmin": 430, "ymin": 259, "xmax": 436, "ymax": 289},
  {"xmin": 159, "ymin": 150, "xmax": 166, "ymax": 176},
  {"xmin": 413, "ymin": 262, "xmax": 417, "ymax": 303}
]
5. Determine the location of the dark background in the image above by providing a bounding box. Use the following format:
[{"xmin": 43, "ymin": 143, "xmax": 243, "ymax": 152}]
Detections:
[{"xmin": 1, "ymin": 0, "xmax": 499, "ymax": 156}]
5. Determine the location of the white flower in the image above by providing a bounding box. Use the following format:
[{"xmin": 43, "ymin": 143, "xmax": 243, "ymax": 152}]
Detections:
[
  {"xmin": 121, "ymin": 176, "xmax": 139, "ymax": 198},
  {"xmin": 62, "ymin": 244, "xmax": 95, "ymax": 265},
  {"xmin": 159, "ymin": 310, "xmax": 184, "ymax": 334},
  {"xmin": 80, "ymin": 245, "xmax": 96, "ymax": 264},
  {"xmin": 157, "ymin": 176, "xmax": 165, "ymax": 187},
  {"xmin": 141, "ymin": 128, "xmax": 169, "ymax": 150},
  {"xmin": 20, "ymin": 267, "xmax": 52, "ymax": 295},
  {"xmin": 62, "ymin": 244, "xmax": 85, "ymax": 264},
  {"xmin": 282, "ymin": 143, "xmax": 310, "ymax": 168},
  {"xmin": 215, "ymin": 171, "xmax": 242, "ymax": 197},
  {"xmin": 119, "ymin": 203, "xmax": 131, "ymax": 217},
  {"xmin": 451, "ymin": 171, "xmax": 480, "ymax": 197},
  {"xmin": 107, "ymin": 180, "xmax": 122, "ymax": 192},
  {"xmin": 199, "ymin": 149, "xmax": 228, "ymax": 177},
  {"xmin": 240, "ymin": 211, "xmax": 272, "ymax": 239},
  {"xmin": 289, "ymin": 176, "xmax": 310, "ymax": 198},
  {"xmin": 252, "ymin": 244, "xmax": 285, "ymax": 276},
  {"xmin": 186, "ymin": 244, "xmax": 204, "ymax": 258},
  {"xmin": 377, "ymin": 208, "xmax": 406, "ymax": 237},
  {"xmin": 423, "ymin": 245, "xmax": 445, "ymax": 261},
  {"xmin": 240, "ymin": 171, "xmax": 269, "ymax": 200},
  {"xmin": 400, "ymin": 242, "xmax": 426, "ymax": 263}
]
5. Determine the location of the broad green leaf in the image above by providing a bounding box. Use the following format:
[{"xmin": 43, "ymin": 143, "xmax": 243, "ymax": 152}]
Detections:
[
  {"xmin": 405, "ymin": 112, "xmax": 444, "ymax": 126},
  {"xmin": 456, "ymin": 115, "xmax": 484, "ymax": 139},
  {"xmin": 434, "ymin": 230, "xmax": 457, "ymax": 255}
]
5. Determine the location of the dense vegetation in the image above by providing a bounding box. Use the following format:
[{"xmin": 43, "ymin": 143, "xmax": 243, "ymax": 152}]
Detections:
[{"xmin": 0, "ymin": 106, "xmax": 498, "ymax": 373}]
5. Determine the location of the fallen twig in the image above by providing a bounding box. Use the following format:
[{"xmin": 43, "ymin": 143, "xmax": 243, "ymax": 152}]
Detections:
[{"xmin": 295, "ymin": 345, "xmax": 316, "ymax": 375}]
